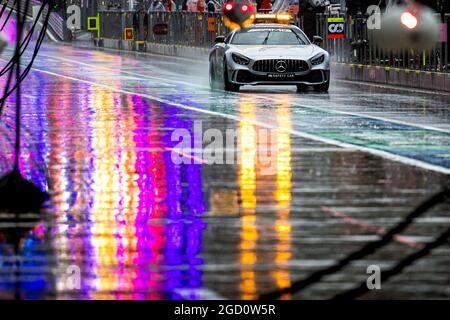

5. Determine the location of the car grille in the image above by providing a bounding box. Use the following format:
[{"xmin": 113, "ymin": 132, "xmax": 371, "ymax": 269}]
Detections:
[
  {"xmin": 236, "ymin": 70, "xmax": 326, "ymax": 84},
  {"xmin": 252, "ymin": 59, "xmax": 309, "ymax": 73}
]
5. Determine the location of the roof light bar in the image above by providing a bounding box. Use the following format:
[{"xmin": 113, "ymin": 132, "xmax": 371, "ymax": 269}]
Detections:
[{"xmin": 251, "ymin": 13, "xmax": 292, "ymax": 24}]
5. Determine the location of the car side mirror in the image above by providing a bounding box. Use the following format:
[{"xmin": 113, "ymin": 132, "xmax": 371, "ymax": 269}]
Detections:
[
  {"xmin": 215, "ymin": 36, "xmax": 226, "ymax": 44},
  {"xmin": 313, "ymin": 36, "xmax": 323, "ymax": 45}
]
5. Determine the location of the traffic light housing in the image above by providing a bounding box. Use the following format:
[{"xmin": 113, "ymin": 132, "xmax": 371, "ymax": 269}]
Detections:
[{"xmin": 223, "ymin": 1, "xmax": 255, "ymax": 30}]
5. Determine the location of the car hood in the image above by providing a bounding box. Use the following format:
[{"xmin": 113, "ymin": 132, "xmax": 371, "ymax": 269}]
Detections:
[{"xmin": 230, "ymin": 45, "xmax": 321, "ymax": 59}]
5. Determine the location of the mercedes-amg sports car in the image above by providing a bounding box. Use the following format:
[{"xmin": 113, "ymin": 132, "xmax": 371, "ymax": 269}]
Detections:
[{"xmin": 209, "ymin": 20, "xmax": 330, "ymax": 92}]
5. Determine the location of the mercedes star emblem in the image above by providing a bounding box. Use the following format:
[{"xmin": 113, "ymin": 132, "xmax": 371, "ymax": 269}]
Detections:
[{"xmin": 275, "ymin": 60, "xmax": 287, "ymax": 73}]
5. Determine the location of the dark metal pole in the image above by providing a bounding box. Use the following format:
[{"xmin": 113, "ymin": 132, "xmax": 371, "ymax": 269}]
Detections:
[
  {"xmin": 14, "ymin": 0, "xmax": 21, "ymax": 172},
  {"xmin": 14, "ymin": 0, "xmax": 22, "ymax": 301}
]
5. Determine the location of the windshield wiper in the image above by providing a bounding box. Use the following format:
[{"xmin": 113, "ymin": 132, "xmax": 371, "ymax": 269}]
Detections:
[
  {"xmin": 293, "ymin": 32, "xmax": 305, "ymax": 45},
  {"xmin": 262, "ymin": 31, "xmax": 271, "ymax": 45}
]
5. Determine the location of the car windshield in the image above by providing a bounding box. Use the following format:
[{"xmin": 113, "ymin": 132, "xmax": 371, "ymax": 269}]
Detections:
[{"xmin": 230, "ymin": 28, "xmax": 309, "ymax": 45}]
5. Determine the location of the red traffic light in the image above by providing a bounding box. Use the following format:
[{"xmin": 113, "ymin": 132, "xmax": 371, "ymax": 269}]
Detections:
[
  {"xmin": 224, "ymin": 2, "xmax": 235, "ymax": 11},
  {"xmin": 400, "ymin": 11, "xmax": 418, "ymax": 29}
]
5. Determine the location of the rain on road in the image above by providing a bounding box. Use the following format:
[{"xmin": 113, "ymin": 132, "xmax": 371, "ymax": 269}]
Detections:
[{"xmin": 0, "ymin": 43, "xmax": 449, "ymax": 299}]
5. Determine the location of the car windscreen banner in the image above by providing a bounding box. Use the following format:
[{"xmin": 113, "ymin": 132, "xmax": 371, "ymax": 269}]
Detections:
[{"xmin": 327, "ymin": 17, "xmax": 345, "ymax": 39}]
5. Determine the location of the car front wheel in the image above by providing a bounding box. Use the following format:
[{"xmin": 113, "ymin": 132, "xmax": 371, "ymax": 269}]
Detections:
[
  {"xmin": 223, "ymin": 61, "xmax": 240, "ymax": 92},
  {"xmin": 313, "ymin": 81, "xmax": 330, "ymax": 92},
  {"xmin": 209, "ymin": 60, "xmax": 220, "ymax": 90},
  {"xmin": 296, "ymin": 84, "xmax": 307, "ymax": 93}
]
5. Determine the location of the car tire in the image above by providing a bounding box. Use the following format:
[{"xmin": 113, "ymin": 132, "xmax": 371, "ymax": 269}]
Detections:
[
  {"xmin": 296, "ymin": 84, "xmax": 307, "ymax": 93},
  {"xmin": 209, "ymin": 60, "xmax": 220, "ymax": 90},
  {"xmin": 223, "ymin": 61, "xmax": 240, "ymax": 92},
  {"xmin": 313, "ymin": 81, "xmax": 330, "ymax": 93}
]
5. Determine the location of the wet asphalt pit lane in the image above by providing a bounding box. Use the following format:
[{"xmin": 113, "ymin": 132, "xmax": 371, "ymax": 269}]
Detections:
[{"xmin": 0, "ymin": 44, "xmax": 449, "ymax": 299}]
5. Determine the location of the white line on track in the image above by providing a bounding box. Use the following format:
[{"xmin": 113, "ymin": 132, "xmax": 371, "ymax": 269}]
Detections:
[
  {"xmin": 26, "ymin": 65, "xmax": 450, "ymax": 175},
  {"xmin": 280, "ymin": 101, "xmax": 450, "ymax": 134}
]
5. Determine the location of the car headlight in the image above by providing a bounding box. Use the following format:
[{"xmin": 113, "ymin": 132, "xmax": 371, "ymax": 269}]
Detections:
[
  {"xmin": 232, "ymin": 53, "xmax": 250, "ymax": 65},
  {"xmin": 311, "ymin": 54, "xmax": 325, "ymax": 66}
]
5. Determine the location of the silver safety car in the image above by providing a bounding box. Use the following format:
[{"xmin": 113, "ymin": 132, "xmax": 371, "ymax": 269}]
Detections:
[{"xmin": 209, "ymin": 17, "xmax": 330, "ymax": 92}]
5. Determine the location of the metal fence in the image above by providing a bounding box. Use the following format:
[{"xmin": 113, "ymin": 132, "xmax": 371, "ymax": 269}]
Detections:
[
  {"xmin": 316, "ymin": 13, "xmax": 450, "ymax": 72},
  {"xmin": 99, "ymin": 10, "xmax": 226, "ymax": 48},
  {"xmin": 95, "ymin": 10, "xmax": 450, "ymax": 72}
]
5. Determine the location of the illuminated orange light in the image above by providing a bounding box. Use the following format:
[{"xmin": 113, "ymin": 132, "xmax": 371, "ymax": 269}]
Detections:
[
  {"xmin": 251, "ymin": 13, "xmax": 291, "ymax": 24},
  {"xmin": 223, "ymin": 16, "xmax": 242, "ymax": 31},
  {"xmin": 400, "ymin": 11, "xmax": 418, "ymax": 29},
  {"xmin": 255, "ymin": 13, "xmax": 276, "ymax": 19},
  {"xmin": 276, "ymin": 13, "xmax": 291, "ymax": 21}
]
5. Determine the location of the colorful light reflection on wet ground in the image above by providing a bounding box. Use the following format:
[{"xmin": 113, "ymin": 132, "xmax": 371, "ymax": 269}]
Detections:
[{"xmin": 0, "ymin": 43, "xmax": 449, "ymax": 300}]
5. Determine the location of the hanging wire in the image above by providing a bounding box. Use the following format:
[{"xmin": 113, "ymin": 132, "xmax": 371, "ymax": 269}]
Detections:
[
  {"xmin": 259, "ymin": 188, "xmax": 450, "ymax": 300},
  {"xmin": 0, "ymin": 3, "xmax": 46, "ymax": 77},
  {"xmin": 0, "ymin": 0, "xmax": 31, "ymax": 116},
  {"xmin": 0, "ymin": 12, "xmax": 50, "ymax": 111},
  {"xmin": 0, "ymin": 0, "xmax": 11, "ymax": 21},
  {"xmin": 0, "ymin": 0, "xmax": 16, "ymax": 31},
  {"xmin": 333, "ymin": 225, "xmax": 450, "ymax": 300},
  {"xmin": 0, "ymin": 1, "xmax": 51, "ymax": 117}
]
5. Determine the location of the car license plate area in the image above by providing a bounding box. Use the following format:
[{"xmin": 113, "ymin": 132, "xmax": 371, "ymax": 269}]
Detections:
[{"xmin": 267, "ymin": 73, "xmax": 296, "ymax": 80}]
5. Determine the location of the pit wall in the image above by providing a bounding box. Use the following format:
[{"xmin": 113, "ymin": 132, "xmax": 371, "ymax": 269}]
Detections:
[
  {"xmin": 333, "ymin": 63, "xmax": 450, "ymax": 92},
  {"xmin": 94, "ymin": 39, "xmax": 450, "ymax": 92}
]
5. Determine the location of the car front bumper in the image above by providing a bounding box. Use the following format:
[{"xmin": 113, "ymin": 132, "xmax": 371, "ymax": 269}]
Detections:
[{"xmin": 226, "ymin": 57, "xmax": 330, "ymax": 86}]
